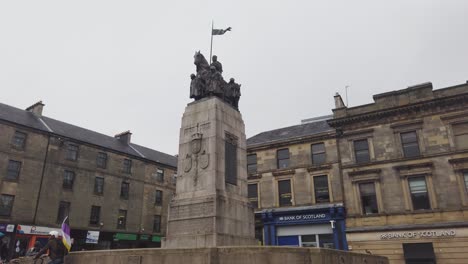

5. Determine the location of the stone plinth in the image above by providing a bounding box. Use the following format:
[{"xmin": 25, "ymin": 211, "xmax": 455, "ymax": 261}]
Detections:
[
  {"xmin": 164, "ymin": 97, "xmax": 256, "ymax": 248},
  {"xmin": 65, "ymin": 247, "xmax": 389, "ymax": 264}
]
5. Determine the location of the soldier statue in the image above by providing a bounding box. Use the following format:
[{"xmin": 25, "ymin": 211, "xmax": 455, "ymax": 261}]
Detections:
[{"xmin": 210, "ymin": 55, "xmax": 223, "ymax": 74}]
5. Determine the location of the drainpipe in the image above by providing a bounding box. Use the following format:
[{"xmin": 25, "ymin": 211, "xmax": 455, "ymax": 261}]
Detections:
[
  {"xmin": 335, "ymin": 128, "xmax": 348, "ymax": 250},
  {"xmin": 33, "ymin": 134, "xmax": 51, "ymax": 223}
]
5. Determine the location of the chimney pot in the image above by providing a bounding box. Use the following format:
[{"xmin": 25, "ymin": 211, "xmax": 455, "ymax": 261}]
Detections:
[
  {"xmin": 334, "ymin": 93, "xmax": 346, "ymax": 109},
  {"xmin": 26, "ymin": 101, "xmax": 45, "ymax": 116},
  {"xmin": 115, "ymin": 131, "xmax": 132, "ymax": 144}
]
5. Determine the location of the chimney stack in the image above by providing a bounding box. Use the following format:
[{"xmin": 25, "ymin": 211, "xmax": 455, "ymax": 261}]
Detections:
[
  {"xmin": 115, "ymin": 131, "xmax": 132, "ymax": 144},
  {"xmin": 334, "ymin": 93, "xmax": 346, "ymax": 109},
  {"xmin": 26, "ymin": 101, "xmax": 45, "ymax": 116}
]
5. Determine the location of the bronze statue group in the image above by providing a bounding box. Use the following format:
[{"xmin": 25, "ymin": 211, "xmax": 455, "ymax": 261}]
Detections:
[{"xmin": 190, "ymin": 52, "xmax": 241, "ymax": 110}]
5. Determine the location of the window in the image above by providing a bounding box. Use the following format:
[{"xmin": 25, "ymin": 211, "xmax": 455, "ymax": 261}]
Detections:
[
  {"xmin": 6, "ymin": 160, "xmax": 21, "ymax": 180},
  {"xmin": 66, "ymin": 144, "xmax": 79, "ymax": 161},
  {"xmin": 153, "ymin": 215, "xmax": 161, "ymax": 233},
  {"xmin": 120, "ymin": 182, "xmax": 129, "ymax": 200},
  {"xmin": 359, "ymin": 182, "xmax": 378, "ymax": 215},
  {"xmin": 401, "ymin": 131, "xmax": 420, "ymax": 158},
  {"xmin": 123, "ymin": 159, "xmax": 132, "ymax": 174},
  {"xmin": 354, "ymin": 139, "xmax": 370, "ymax": 163},
  {"xmin": 453, "ymin": 122, "xmax": 468, "ymax": 150},
  {"xmin": 248, "ymin": 184, "xmax": 259, "ymax": 208},
  {"xmin": 12, "ymin": 131, "xmax": 27, "ymax": 149},
  {"xmin": 311, "ymin": 143, "xmax": 326, "ymax": 165},
  {"xmin": 155, "ymin": 190, "xmax": 163, "ymax": 206},
  {"xmin": 225, "ymin": 134, "xmax": 238, "ymax": 185},
  {"xmin": 56, "ymin": 201, "xmax": 70, "ymax": 224},
  {"xmin": 89, "ymin": 206, "xmax": 101, "ymax": 225},
  {"xmin": 63, "ymin": 171, "xmax": 75, "ymax": 189},
  {"xmin": 94, "ymin": 177, "xmax": 104, "ymax": 195},
  {"xmin": 314, "ymin": 175, "xmax": 330, "ymax": 203},
  {"xmin": 408, "ymin": 176, "xmax": 431, "ymax": 210},
  {"xmin": 464, "ymin": 171, "xmax": 468, "ymax": 193},
  {"xmin": 247, "ymin": 154, "xmax": 257, "ymax": 173},
  {"xmin": 156, "ymin": 169, "xmax": 164, "ymax": 182},
  {"xmin": 278, "ymin": 179, "xmax": 292, "ymax": 206},
  {"xmin": 0, "ymin": 195, "xmax": 15, "ymax": 217},
  {"xmin": 117, "ymin": 209, "xmax": 127, "ymax": 229},
  {"xmin": 96, "ymin": 152, "xmax": 107, "ymax": 169},
  {"xmin": 277, "ymin": 149, "xmax": 290, "ymax": 169}
]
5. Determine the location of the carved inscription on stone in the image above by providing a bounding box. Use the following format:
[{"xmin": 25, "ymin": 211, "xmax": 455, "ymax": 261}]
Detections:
[
  {"xmin": 170, "ymin": 201, "xmax": 214, "ymax": 219},
  {"xmin": 168, "ymin": 218, "xmax": 214, "ymax": 235}
]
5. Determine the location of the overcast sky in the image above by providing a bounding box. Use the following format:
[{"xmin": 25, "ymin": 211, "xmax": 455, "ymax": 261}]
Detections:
[{"xmin": 1, "ymin": 1, "xmax": 467, "ymax": 155}]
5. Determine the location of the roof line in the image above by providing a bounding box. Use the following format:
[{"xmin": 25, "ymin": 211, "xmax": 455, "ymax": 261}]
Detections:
[
  {"xmin": 37, "ymin": 117, "xmax": 54, "ymax": 132},
  {"xmin": 129, "ymin": 144, "xmax": 146, "ymax": 158}
]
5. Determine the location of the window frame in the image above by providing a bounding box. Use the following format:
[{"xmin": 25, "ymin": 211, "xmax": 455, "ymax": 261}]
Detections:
[
  {"xmin": 400, "ymin": 131, "xmax": 421, "ymax": 158},
  {"xmin": 156, "ymin": 168, "xmax": 164, "ymax": 183},
  {"xmin": 120, "ymin": 182, "xmax": 130, "ymax": 200},
  {"xmin": 0, "ymin": 194, "xmax": 15, "ymax": 217},
  {"xmin": 247, "ymin": 154, "xmax": 257, "ymax": 174},
  {"xmin": 248, "ymin": 183, "xmax": 259, "ymax": 209},
  {"xmin": 96, "ymin": 152, "xmax": 108, "ymax": 169},
  {"xmin": 408, "ymin": 176, "xmax": 431, "ymax": 211},
  {"xmin": 6, "ymin": 160, "xmax": 22, "ymax": 181},
  {"xmin": 89, "ymin": 205, "xmax": 101, "ymax": 225},
  {"xmin": 66, "ymin": 143, "xmax": 79, "ymax": 161},
  {"xmin": 94, "ymin": 177, "xmax": 104, "ymax": 195},
  {"xmin": 278, "ymin": 179, "xmax": 293, "ymax": 207},
  {"xmin": 153, "ymin": 215, "xmax": 161, "ymax": 233},
  {"xmin": 358, "ymin": 182, "xmax": 379, "ymax": 215},
  {"xmin": 56, "ymin": 201, "xmax": 70, "ymax": 224},
  {"xmin": 452, "ymin": 121, "xmax": 468, "ymax": 150},
  {"xmin": 117, "ymin": 209, "xmax": 127, "ymax": 229},
  {"xmin": 12, "ymin": 131, "xmax": 27, "ymax": 150},
  {"xmin": 277, "ymin": 148, "xmax": 290, "ymax": 169},
  {"xmin": 353, "ymin": 139, "xmax": 370, "ymax": 164},
  {"xmin": 123, "ymin": 159, "xmax": 132, "ymax": 174},
  {"xmin": 63, "ymin": 170, "xmax": 75, "ymax": 190},
  {"xmin": 155, "ymin": 190, "xmax": 163, "ymax": 206},
  {"xmin": 313, "ymin": 175, "xmax": 330, "ymax": 203},
  {"xmin": 464, "ymin": 171, "xmax": 468, "ymax": 194},
  {"xmin": 311, "ymin": 143, "xmax": 326, "ymax": 166}
]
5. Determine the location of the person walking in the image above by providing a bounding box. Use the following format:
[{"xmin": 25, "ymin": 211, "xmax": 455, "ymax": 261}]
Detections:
[{"xmin": 34, "ymin": 231, "xmax": 67, "ymax": 264}]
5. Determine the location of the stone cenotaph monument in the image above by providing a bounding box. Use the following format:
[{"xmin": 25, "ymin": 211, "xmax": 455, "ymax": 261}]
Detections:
[{"xmin": 163, "ymin": 52, "xmax": 256, "ymax": 248}]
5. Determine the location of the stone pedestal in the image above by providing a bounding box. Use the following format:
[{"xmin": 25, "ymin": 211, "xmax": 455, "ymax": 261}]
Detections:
[{"xmin": 163, "ymin": 97, "xmax": 256, "ymax": 248}]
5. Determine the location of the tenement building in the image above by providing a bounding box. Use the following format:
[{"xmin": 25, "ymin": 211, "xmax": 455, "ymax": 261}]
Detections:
[
  {"xmin": 328, "ymin": 82, "xmax": 468, "ymax": 263},
  {"xmin": 0, "ymin": 101, "xmax": 177, "ymax": 257},
  {"xmin": 246, "ymin": 116, "xmax": 348, "ymax": 250}
]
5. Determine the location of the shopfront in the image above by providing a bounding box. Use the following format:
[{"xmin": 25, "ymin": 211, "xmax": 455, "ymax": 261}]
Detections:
[
  {"xmin": 347, "ymin": 226, "xmax": 468, "ymax": 264},
  {"xmin": 14, "ymin": 224, "xmax": 61, "ymax": 258},
  {"xmin": 260, "ymin": 205, "xmax": 348, "ymax": 250}
]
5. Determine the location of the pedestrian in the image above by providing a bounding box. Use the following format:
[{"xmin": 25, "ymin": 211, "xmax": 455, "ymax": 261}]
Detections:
[{"xmin": 34, "ymin": 231, "xmax": 68, "ymax": 264}]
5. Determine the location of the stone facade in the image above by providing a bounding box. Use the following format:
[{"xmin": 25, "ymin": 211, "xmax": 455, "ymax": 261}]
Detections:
[
  {"xmin": 0, "ymin": 101, "xmax": 177, "ymax": 255},
  {"xmin": 164, "ymin": 97, "xmax": 256, "ymax": 248}
]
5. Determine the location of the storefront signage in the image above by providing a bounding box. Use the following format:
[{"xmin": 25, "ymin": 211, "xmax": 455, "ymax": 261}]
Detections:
[
  {"xmin": 17, "ymin": 225, "xmax": 61, "ymax": 235},
  {"xmin": 276, "ymin": 213, "xmax": 329, "ymax": 223},
  {"xmin": 380, "ymin": 230, "xmax": 456, "ymax": 240},
  {"xmin": 140, "ymin": 235, "xmax": 150, "ymax": 241},
  {"xmin": 114, "ymin": 233, "xmax": 137, "ymax": 241},
  {"xmin": 0, "ymin": 224, "xmax": 15, "ymax": 233},
  {"xmin": 152, "ymin": 236, "xmax": 161, "ymax": 242},
  {"xmin": 86, "ymin": 231, "xmax": 100, "ymax": 244}
]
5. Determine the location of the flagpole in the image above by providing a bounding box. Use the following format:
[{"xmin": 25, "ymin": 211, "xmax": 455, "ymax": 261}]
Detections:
[{"xmin": 209, "ymin": 20, "xmax": 214, "ymax": 64}]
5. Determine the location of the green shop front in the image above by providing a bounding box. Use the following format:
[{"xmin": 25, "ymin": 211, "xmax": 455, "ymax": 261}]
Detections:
[{"xmin": 70, "ymin": 230, "xmax": 162, "ymax": 250}]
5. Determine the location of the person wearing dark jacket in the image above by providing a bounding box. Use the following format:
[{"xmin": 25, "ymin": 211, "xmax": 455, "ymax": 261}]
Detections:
[
  {"xmin": 34, "ymin": 231, "xmax": 67, "ymax": 264},
  {"xmin": 26, "ymin": 241, "xmax": 42, "ymax": 256}
]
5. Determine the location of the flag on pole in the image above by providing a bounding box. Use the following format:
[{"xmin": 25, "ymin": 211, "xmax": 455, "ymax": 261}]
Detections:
[
  {"xmin": 212, "ymin": 27, "xmax": 232, "ymax": 35},
  {"xmin": 61, "ymin": 216, "xmax": 72, "ymax": 252}
]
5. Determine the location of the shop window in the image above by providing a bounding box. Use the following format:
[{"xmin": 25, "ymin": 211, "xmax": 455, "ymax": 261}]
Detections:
[
  {"xmin": 278, "ymin": 179, "xmax": 292, "ymax": 206},
  {"xmin": 117, "ymin": 209, "xmax": 127, "ymax": 229},
  {"xmin": 247, "ymin": 154, "xmax": 257, "ymax": 173},
  {"xmin": 89, "ymin": 206, "xmax": 101, "ymax": 225},
  {"xmin": 63, "ymin": 170, "xmax": 75, "ymax": 190},
  {"xmin": 12, "ymin": 131, "xmax": 27, "ymax": 150},
  {"xmin": 94, "ymin": 177, "xmax": 104, "ymax": 195},
  {"xmin": 153, "ymin": 215, "xmax": 161, "ymax": 233},
  {"xmin": 277, "ymin": 149, "xmax": 290, "ymax": 169},
  {"xmin": 464, "ymin": 171, "xmax": 468, "ymax": 193},
  {"xmin": 359, "ymin": 182, "xmax": 379, "ymax": 215},
  {"xmin": 66, "ymin": 144, "xmax": 79, "ymax": 161},
  {"xmin": 301, "ymin": 235, "xmax": 317, "ymax": 247},
  {"xmin": 155, "ymin": 190, "xmax": 163, "ymax": 206},
  {"xmin": 300, "ymin": 234, "xmax": 334, "ymax": 249},
  {"xmin": 403, "ymin": 243, "xmax": 435, "ymax": 264},
  {"xmin": 156, "ymin": 169, "xmax": 164, "ymax": 182},
  {"xmin": 313, "ymin": 175, "xmax": 330, "ymax": 203},
  {"xmin": 6, "ymin": 160, "xmax": 21, "ymax": 180},
  {"xmin": 123, "ymin": 159, "xmax": 132, "ymax": 174},
  {"xmin": 401, "ymin": 131, "xmax": 420, "ymax": 158},
  {"xmin": 96, "ymin": 152, "xmax": 107, "ymax": 169},
  {"xmin": 225, "ymin": 134, "xmax": 237, "ymax": 185},
  {"xmin": 56, "ymin": 201, "xmax": 70, "ymax": 224},
  {"xmin": 354, "ymin": 139, "xmax": 370, "ymax": 163},
  {"xmin": 408, "ymin": 176, "xmax": 431, "ymax": 210},
  {"xmin": 311, "ymin": 143, "xmax": 326, "ymax": 165},
  {"xmin": 0, "ymin": 194, "xmax": 15, "ymax": 217},
  {"xmin": 248, "ymin": 183, "xmax": 259, "ymax": 208},
  {"xmin": 318, "ymin": 234, "xmax": 334, "ymax": 249},
  {"xmin": 120, "ymin": 182, "xmax": 129, "ymax": 200},
  {"xmin": 453, "ymin": 122, "xmax": 468, "ymax": 150}
]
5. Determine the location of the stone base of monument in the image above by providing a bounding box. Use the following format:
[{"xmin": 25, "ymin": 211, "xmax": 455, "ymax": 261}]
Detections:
[{"xmin": 65, "ymin": 247, "xmax": 388, "ymax": 264}]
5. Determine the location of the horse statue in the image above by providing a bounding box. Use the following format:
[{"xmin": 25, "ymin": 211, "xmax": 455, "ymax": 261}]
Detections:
[{"xmin": 194, "ymin": 51, "xmax": 210, "ymax": 75}]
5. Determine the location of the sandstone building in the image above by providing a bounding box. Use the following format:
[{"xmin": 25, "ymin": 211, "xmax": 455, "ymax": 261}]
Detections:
[
  {"xmin": 0, "ymin": 101, "xmax": 177, "ymax": 257},
  {"xmin": 247, "ymin": 81, "xmax": 468, "ymax": 264}
]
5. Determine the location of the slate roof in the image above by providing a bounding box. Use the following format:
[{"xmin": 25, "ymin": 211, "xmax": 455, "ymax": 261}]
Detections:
[
  {"xmin": 0, "ymin": 102, "xmax": 177, "ymax": 168},
  {"xmin": 247, "ymin": 118, "xmax": 334, "ymax": 147}
]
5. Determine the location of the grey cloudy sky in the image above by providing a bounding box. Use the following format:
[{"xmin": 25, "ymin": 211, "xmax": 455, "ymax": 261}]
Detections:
[{"xmin": 1, "ymin": 1, "xmax": 467, "ymax": 155}]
